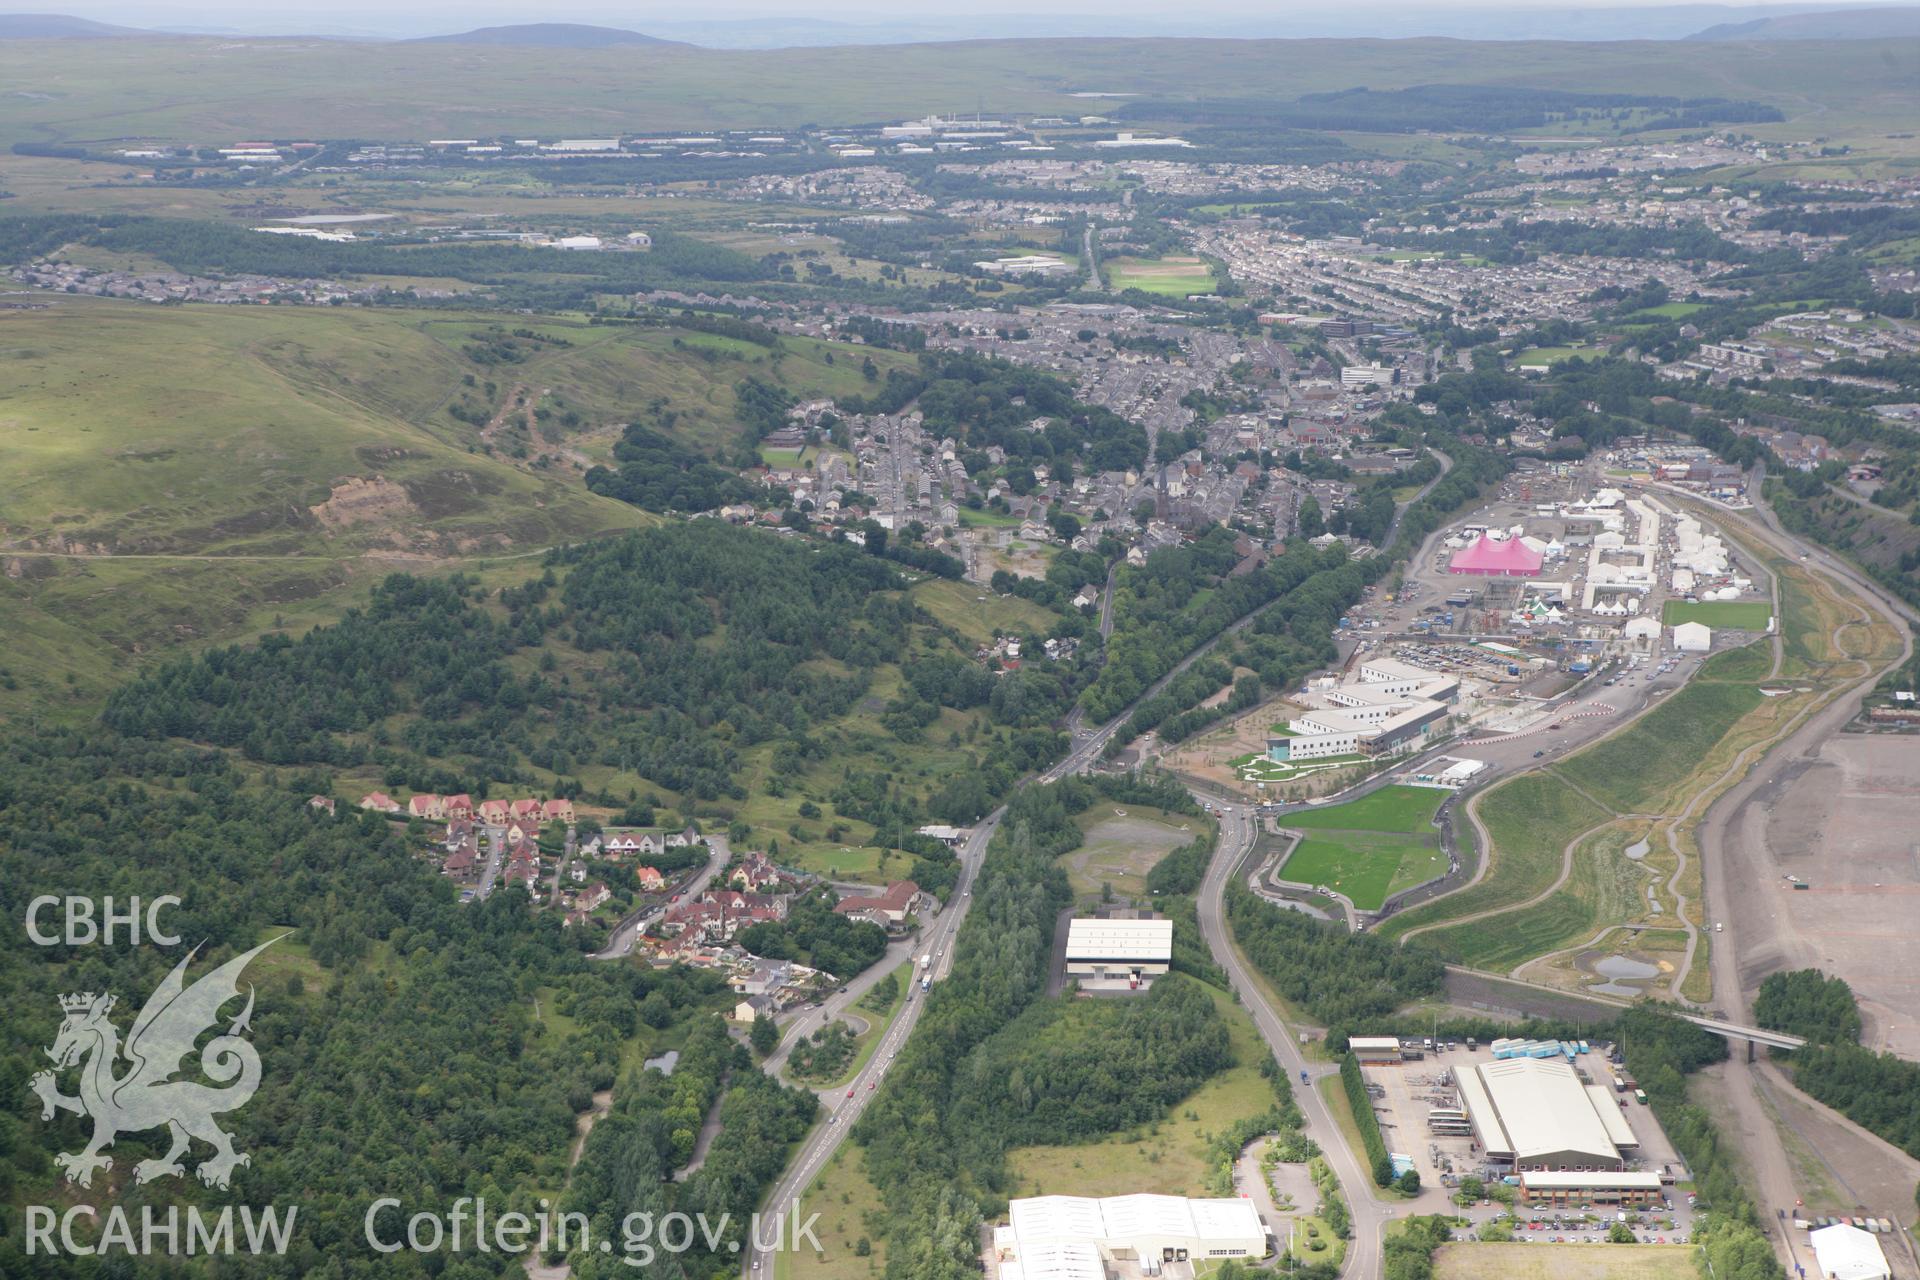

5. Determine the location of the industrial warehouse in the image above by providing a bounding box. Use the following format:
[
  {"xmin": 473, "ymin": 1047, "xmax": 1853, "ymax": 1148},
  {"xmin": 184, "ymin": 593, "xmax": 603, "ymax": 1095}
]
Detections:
[
  {"xmin": 1350, "ymin": 1038, "xmax": 1690, "ymax": 1212},
  {"xmin": 992, "ymin": 1194, "xmax": 1268, "ymax": 1278},
  {"xmin": 1452, "ymin": 1057, "xmax": 1638, "ymax": 1170},
  {"xmin": 1062, "ymin": 916, "xmax": 1173, "ymax": 990}
]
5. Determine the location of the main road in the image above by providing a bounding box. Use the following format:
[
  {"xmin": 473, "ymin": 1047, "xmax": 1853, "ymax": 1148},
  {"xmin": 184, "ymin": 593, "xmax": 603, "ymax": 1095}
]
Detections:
[
  {"xmin": 1200, "ymin": 801, "xmax": 1390, "ymax": 1278},
  {"xmin": 744, "ymin": 451, "xmax": 1476, "ymax": 1276}
]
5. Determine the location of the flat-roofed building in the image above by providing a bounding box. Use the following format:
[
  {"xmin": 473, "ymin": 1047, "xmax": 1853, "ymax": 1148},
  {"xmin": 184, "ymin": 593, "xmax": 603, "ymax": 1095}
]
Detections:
[
  {"xmin": 1810, "ymin": 1223, "xmax": 1892, "ymax": 1280},
  {"xmin": 1519, "ymin": 1170, "xmax": 1664, "ymax": 1207},
  {"xmin": 998, "ymin": 1194, "xmax": 1266, "ymax": 1272},
  {"xmin": 1064, "ymin": 917, "xmax": 1172, "ymax": 988},
  {"xmin": 1455, "ymin": 1057, "xmax": 1624, "ymax": 1170},
  {"xmin": 1351, "ymin": 1036, "xmax": 1405, "ymax": 1064}
]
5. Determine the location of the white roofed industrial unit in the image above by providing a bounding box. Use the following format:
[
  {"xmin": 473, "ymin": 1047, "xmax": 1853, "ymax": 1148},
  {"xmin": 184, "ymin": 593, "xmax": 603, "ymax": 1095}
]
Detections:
[
  {"xmin": 1000, "ymin": 1194, "xmax": 1266, "ymax": 1270},
  {"xmin": 1455, "ymin": 1057, "xmax": 1625, "ymax": 1169},
  {"xmin": 1810, "ymin": 1224, "xmax": 1892, "ymax": 1280},
  {"xmin": 1064, "ymin": 918, "xmax": 1173, "ymax": 965},
  {"xmin": 1673, "ymin": 621, "xmax": 1712, "ymax": 652}
]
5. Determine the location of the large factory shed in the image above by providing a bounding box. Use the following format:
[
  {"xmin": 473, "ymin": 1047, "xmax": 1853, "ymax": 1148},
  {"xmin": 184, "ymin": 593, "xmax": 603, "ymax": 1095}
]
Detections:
[
  {"xmin": 1063, "ymin": 917, "xmax": 1172, "ymax": 988},
  {"xmin": 996, "ymin": 1194, "xmax": 1266, "ymax": 1276},
  {"xmin": 1454, "ymin": 1057, "xmax": 1629, "ymax": 1170}
]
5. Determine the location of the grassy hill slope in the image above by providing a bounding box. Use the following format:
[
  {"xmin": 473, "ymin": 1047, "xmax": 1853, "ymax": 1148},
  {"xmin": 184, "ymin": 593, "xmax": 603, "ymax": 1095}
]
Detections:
[{"xmin": 0, "ymin": 298, "xmax": 914, "ymax": 717}]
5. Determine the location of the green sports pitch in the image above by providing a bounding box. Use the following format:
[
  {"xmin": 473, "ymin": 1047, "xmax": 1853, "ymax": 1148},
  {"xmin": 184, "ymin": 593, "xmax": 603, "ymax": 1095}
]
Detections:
[
  {"xmin": 1661, "ymin": 599, "xmax": 1773, "ymax": 629},
  {"xmin": 1277, "ymin": 785, "xmax": 1447, "ymax": 910}
]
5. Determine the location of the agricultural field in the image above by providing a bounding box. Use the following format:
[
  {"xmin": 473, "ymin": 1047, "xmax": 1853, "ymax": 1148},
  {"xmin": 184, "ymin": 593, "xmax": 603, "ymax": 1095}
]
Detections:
[
  {"xmin": 1274, "ymin": 787, "xmax": 1446, "ymax": 911},
  {"xmin": 1065, "ymin": 803, "xmax": 1202, "ymax": 900},
  {"xmin": 1433, "ymin": 1244, "xmax": 1694, "ymax": 1280},
  {"xmin": 1106, "ymin": 255, "xmax": 1218, "ymax": 296},
  {"xmin": 1660, "ymin": 599, "xmax": 1773, "ymax": 629}
]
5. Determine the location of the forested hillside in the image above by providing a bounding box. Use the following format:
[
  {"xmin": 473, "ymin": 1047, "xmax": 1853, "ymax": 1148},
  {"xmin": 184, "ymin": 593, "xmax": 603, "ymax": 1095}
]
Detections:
[
  {"xmin": 0, "ymin": 728, "xmax": 736, "ymax": 1277},
  {"xmin": 96, "ymin": 521, "xmax": 1075, "ymax": 873}
]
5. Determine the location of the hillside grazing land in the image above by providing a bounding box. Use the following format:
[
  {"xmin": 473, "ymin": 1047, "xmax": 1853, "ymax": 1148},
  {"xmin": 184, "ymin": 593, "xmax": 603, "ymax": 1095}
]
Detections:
[{"xmin": 0, "ymin": 298, "xmax": 914, "ymax": 717}]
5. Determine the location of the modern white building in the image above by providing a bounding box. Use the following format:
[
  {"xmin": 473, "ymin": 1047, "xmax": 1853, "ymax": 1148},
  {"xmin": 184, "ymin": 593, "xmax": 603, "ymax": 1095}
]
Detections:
[
  {"xmin": 1269, "ymin": 660, "xmax": 1455, "ymax": 763},
  {"xmin": 1064, "ymin": 918, "xmax": 1172, "ymax": 987},
  {"xmin": 996, "ymin": 1194, "xmax": 1266, "ymax": 1275},
  {"xmin": 1810, "ymin": 1223, "xmax": 1891, "ymax": 1280}
]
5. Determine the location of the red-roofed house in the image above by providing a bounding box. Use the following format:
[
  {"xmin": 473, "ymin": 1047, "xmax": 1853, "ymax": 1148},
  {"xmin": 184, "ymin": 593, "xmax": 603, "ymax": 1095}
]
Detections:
[
  {"xmin": 542, "ymin": 798, "xmax": 575, "ymax": 824},
  {"xmin": 510, "ymin": 798, "xmax": 543, "ymax": 822},
  {"xmin": 832, "ymin": 880, "xmax": 922, "ymax": 927},
  {"xmin": 308, "ymin": 795, "xmax": 337, "ymax": 815},
  {"xmin": 360, "ymin": 792, "xmax": 401, "ymax": 814},
  {"xmin": 478, "ymin": 799, "xmax": 511, "ymax": 824},
  {"xmin": 444, "ymin": 793, "xmax": 474, "ymax": 819},
  {"xmin": 408, "ymin": 794, "xmax": 446, "ymax": 821},
  {"xmin": 728, "ymin": 851, "xmax": 793, "ymax": 892},
  {"xmin": 637, "ymin": 866, "xmax": 667, "ymax": 893}
]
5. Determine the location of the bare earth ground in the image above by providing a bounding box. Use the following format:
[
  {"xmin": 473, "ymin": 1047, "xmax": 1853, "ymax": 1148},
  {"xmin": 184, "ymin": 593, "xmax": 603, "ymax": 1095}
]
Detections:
[
  {"xmin": 1737, "ymin": 734, "xmax": 1920, "ymax": 1059},
  {"xmin": 1064, "ymin": 807, "xmax": 1195, "ymax": 900}
]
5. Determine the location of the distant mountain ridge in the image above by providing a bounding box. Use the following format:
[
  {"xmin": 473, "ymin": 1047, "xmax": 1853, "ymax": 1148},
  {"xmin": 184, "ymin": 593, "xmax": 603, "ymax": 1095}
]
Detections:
[
  {"xmin": 1687, "ymin": 5, "xmax": 1920, "ymax": 37},
  {"xmin": 0, "ymin": 12, "xmax": 140, "ymax": 36},
  {"xmin": 404, "ymin": 22, "xmax": 686, "ymax": 49}
]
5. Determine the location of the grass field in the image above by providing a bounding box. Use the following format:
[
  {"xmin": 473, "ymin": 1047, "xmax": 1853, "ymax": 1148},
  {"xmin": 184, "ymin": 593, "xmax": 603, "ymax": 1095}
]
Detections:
[
  {"xmin": 1005, "ymin": 983, "xmax": 1276, "ymax": 1198},
  {"xmin": 777, "ymin": 1144, "xmax": 887, "ymax": 1280},
  {"xmin": 1433, "ymin": 1244, "xmax": 1693, "ymax": 1280},
  {"xmin": 1660, "ymin": 599, "xmax": 1774, "ymax": 629},
  {"xmin": 0, "ymin": 298, "xmax": 924, "ymax": 720},
  {"xmin": 1514, "ymin": 345, "xmax": 1597, "ymax": 367},
  {"xmin": 1622, "ymin": 301, "xmax": 1708, "ymax": 320},
  {"xmin": 1106, "ymin": 255, "xmax": 1218, "ymax": 296},
  {"xmin": 1286, "ymin": 786, "xmax": 1444, "ymax": 834},
  {"xmin": 1376, "ymin": 772, "xmax": 1610, "ymax": 944},
  {"xmin": 912, "ymin": 578, "xmax": 1060, "ymax": 647},
  {"xmin": 1280, "ymin": 833, "xmax": 1440, "ymax": 912},
  {"xmin": 1273, "ymin": 785, "xmax": 1447, "ymax": 910}
]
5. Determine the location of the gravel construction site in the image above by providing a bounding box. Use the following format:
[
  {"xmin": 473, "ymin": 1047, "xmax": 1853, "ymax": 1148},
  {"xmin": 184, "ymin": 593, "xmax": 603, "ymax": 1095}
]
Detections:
[{"xmin": 1722, "ymin": 733, "xmax": 1920, "ymax": 1060}]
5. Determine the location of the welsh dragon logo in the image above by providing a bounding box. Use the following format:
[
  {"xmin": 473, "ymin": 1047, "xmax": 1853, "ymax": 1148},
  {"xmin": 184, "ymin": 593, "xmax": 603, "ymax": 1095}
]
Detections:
[{"xmin": 30, "ymin": 937, "xmax": 280, "ymax": 1190}]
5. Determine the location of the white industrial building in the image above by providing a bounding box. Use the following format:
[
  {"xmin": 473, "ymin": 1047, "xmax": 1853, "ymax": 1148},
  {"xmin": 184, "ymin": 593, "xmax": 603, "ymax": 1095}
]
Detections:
[
  {"xmin": 1810, "ymin": 1223, "xmax": 1892, "ymax": 1280},
  {"xmin": 995, "ymin": 1194, "xmax": 1266, "ymax": 1276},
  {"xmin": 1672, "ymin": 621, "xmax": 1713, "ymax": 652},
  {"xmin": 1064, "ymin": 917, "xmax": 1172, "ymax": 988},
  {"xmin": 1623, "ymin": 615, "xmax": 1662, "ymax": 645},
  {"xmin": 1453, "ymin": 1057, "xmax": 1635, "ymax": 1171}
]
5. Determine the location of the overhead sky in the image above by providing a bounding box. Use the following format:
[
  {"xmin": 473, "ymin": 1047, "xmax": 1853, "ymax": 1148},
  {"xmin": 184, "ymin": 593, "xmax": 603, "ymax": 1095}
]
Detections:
[{"xmin": 36, "ymin": 0, "xmax": 1899, "ymax": 41}]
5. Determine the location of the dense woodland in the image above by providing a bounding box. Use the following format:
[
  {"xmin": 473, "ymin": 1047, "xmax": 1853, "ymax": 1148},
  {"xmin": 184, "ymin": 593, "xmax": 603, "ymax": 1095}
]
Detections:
[
  {"xmin": 1749, "ymin": 970, "xmax": 1920, "ymax": 1160},
  {"xmin": 0, "ymin": 728, "xmax": 740, "ymax": 1277},
  {"xmin": 100, "ymin": 523, "xmax": 1040, "ymax": 837},
  {"xmin": 1225, "ymin": 886, "xmax": 1446, "ymax": 1047},
  {"xmin": 844, "ymin": 771, "xmax": 1231, "ymax": 1279},
  {"xmin": 1753, "ymin": 968, "xmax": 1863, "ymax": 1045}
]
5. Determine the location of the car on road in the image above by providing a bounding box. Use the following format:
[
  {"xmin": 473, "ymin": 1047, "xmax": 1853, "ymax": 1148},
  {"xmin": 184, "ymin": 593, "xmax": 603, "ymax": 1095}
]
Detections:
[
  {"xmin": 1533, "ymin": 750, "xmax": 1545, "ymax": 758},
  {"xmin": 846, "ymin": 1088, "xmax": 855, "ymax": 1099}
]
